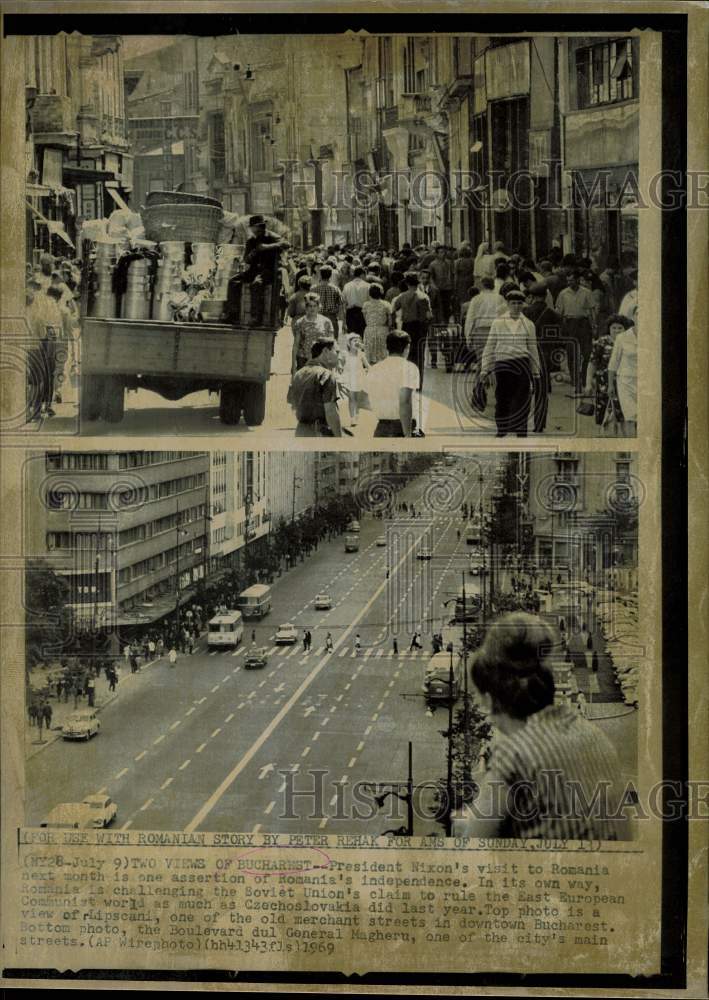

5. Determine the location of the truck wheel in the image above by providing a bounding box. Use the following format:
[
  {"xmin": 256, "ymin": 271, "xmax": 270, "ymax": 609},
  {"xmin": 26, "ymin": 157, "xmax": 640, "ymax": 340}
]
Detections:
[
  {"xmin": 242, "ymin": 383, "xmax": 266, "ymax": 426},
  {"xmin": 82, "ymin": 375, "xmax": 104, "ymax": 421},
  {"xmin": 219, "ymin": 383, "xmax": 242, "ymax": 424},
  {"xmin": 103, "ymin": 381, "xmax": 125, "ymax": 423}
]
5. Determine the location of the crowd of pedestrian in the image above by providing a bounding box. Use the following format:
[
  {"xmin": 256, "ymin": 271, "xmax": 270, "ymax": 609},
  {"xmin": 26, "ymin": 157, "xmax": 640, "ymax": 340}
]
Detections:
[
  {"xmin": 279, "ymin": 238, "xmax": 638, "ymax": 438},
  {"xmin": 24, "ymin": 252, "xmax": 81, "ymax": 422}
]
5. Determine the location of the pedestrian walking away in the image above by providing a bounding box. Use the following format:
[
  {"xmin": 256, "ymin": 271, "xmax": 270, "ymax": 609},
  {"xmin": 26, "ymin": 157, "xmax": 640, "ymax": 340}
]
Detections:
[{"xmin": 168, "ymin": 647, "xmax": 177, "ymax": 667}]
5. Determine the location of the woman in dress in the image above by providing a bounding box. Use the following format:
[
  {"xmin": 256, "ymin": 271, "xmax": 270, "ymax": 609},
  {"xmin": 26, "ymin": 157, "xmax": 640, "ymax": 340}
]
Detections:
[
  {"xmin": 291, "ymin": 292, "xmax": 335, "ymax": 373},
  {"xmin": 361, "ymin": 282, "xmax": 392, "ymax": 364},
  {"xmin": 590, "ymin": 313, "xmax": 633, "ymax": 425},
  {"xmin": 607, "ymin": 305, "xmax": 638, "ymax": 436}
]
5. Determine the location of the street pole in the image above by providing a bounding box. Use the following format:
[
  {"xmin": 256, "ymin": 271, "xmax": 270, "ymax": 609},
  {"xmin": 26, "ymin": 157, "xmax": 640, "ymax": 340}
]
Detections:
[
  {"xmin": 406, "ymin": 741, "xmax": 414, "ymax": 837},
  {"xmin": 445, "ymin": 647, "xmax": 454, "ymax": 837}
]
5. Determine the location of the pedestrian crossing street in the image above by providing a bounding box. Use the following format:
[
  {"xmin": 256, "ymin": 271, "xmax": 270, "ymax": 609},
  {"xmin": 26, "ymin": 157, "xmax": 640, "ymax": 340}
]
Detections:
[{"xmin": 208, "ymin": 643, "xmax": 431, "ymax": 660}]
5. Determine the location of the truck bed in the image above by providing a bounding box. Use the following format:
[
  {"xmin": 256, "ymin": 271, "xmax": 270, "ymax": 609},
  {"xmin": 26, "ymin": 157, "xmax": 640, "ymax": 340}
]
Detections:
[{"xmin": 81, "ymin": 317, "xmax": 275, "ymax": 382}]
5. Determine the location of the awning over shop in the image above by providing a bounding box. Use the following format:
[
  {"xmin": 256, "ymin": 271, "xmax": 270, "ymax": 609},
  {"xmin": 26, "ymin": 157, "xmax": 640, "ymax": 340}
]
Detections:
[
  {"xmin": 105, "ymin": 184, "xmax": 130, "ymax": 211},
  {"xmin": 26, "ymin": 199, "xmax": 75, "ymax": 247}
]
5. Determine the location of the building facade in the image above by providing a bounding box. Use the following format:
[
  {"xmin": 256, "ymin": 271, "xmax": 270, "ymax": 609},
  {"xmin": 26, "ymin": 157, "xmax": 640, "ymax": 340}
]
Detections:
[
  {"xmin": 208, "ymin": 451, "xmax": 269, "ymax": 576},
  {"xmin": 24, "ymin": 33, "xmax": 133, "ymax": 259},
  {"xmin": 28, "ymin": 451, "xmax": 209, "ymax": 630}
]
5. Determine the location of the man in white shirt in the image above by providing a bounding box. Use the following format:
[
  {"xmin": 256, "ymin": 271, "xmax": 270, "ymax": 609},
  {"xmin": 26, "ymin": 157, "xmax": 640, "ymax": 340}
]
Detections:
[
  {"xmin": 366, "ymin": 330, "xmax": 419, "ymax": 437},
  {"xmin": 464, "ymin": 276, "xmax": 506, "ymax": 360},
  {"xmin": 480, "ymin": 289, "xmax": 541, "ymax": 438},
  {"xmin": 342, "ymin": 266, "xmax": 371, "ymax": 336}
]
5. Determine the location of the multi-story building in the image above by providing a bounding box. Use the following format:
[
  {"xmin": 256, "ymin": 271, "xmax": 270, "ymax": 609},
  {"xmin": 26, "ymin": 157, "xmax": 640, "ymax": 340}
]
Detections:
[
  {"xmin": 27, "ymin": 451, "xmax": 209, "ymax": 630},
  {"xmin": 124, "ymin": 37, "xmax": 200, "ymax": 209},
  {"xmin": 24, "ymin": 33, "xmax": 133, "ymax": 260},
  {"xmin": 208, "ymin": 451, "xmax": 269, "ymax": 576},
  {"xmin": 526, "ymin": 451, "xmax": 638, "ymax": 588},
  {"xmin": 559, "ymin": 35, "xmax": 639, "ymax": 266},
  {"xmin": 265, "ymin": 454, "xmax": 318, "ymax": 528}
]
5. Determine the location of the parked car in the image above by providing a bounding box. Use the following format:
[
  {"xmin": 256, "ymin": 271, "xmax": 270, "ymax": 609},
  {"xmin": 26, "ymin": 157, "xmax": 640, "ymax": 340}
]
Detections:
[
  {"xmin": 62, "ymin": 709, "xmax": 101, "ymax": 740},
  {"xmin": 347, "ymin": 520, "xmax": 360, "ymax": 533},
  {"xmin": 275, "ymin": 623, "xmax": 298, "ymax": 644},
  {"xmin": 376, "ymin": 535, "xmax": 387, "ymax": 547},
  {"xmin": 314, "ymin": 593, "xmax": 332, "ymax": 610},
  {"xmin": 244, "ymin": 647, "xmax": 269, "ymax": 669},
  {"xmin": 417, "ymin": 546, "xmax": 432, "ymax": 560},
  {"xmin": 82, "ymin": 794, "xmax": 117, "ymax": 828}
]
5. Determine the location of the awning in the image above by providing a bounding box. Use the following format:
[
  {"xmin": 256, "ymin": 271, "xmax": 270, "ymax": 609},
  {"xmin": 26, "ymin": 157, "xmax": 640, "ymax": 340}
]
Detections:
[
  {"xmin": 106, "ymin": 185, "xmax": 130, "ymax": 211},
  {"xmin": 26, "ymin": 183, "xmax": 52, "ymax": 197},
  {"xmin": 26, "ymin": 199, "xmax": 75, "ymax": 247}
]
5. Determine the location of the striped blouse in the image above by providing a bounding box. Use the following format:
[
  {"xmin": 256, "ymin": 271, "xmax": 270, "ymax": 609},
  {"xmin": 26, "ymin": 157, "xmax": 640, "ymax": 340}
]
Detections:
[{"xmin": 483, "ymin": 703, "xmax": 624, "ymax": 841}]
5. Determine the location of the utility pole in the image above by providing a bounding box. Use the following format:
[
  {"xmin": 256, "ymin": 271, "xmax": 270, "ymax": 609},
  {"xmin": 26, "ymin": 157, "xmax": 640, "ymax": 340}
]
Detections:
[{"xmin": 445, "ymin": 647, "xmax": 455, "ymax": 836}]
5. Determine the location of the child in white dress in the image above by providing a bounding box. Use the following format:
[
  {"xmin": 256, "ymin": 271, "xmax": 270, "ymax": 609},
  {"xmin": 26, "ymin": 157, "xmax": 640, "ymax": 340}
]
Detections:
[{"xmin": 341, "ymin": 333, "xmax": 369, "ymax": 426}]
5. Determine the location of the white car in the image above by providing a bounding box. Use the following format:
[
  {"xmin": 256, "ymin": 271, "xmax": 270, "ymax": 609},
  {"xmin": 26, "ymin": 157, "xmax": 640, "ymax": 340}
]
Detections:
[
  {"xmin": 62, "ymin": 709, "xmax": 101, "ymax": 740},
  {"xmin": 376, "ymin": 535, "xmax": 387, "ymax": 547},
  {"xmin": 275, "ymin": 623, "xmax": 298, "ymax": 644},
  {"xmin": 347, "ymin": 520, "xmax": 360, "ymax": 533},
  {"xmin": 314, "ymin": 593, "xmax": 332, "ymax": 610},
  {"xmin": 82, "ymin": 794, "xmax": 117, "ymax": 828}
]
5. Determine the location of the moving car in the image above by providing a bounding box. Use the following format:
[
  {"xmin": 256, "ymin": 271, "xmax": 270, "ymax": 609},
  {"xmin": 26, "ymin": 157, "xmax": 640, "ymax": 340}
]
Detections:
[
  {"xmin": 275, "ymin": 623, "xmax": 298, "ymax": 644},
  {"xmin": 376, "ymin": 535, "xmax": 387, "ymax": 547},
  {"xmin": 347, "ymin": 520, "xmax": 360, "ymax": 533},
  {"xmin": 244, "ymin": 647, "xmax": 269, "ymax": 669},
  {"xmin": 40, "ymin": 803, "xmax": 96, "ymax": 829},
  {"xmin": 417, "ymin": 545, "xmax": 432, "ymax": 560},
  {"xmin": 62, "ymin": 709, "xmax": 101, "ymax": 740},
  {"xmin": 423, "ymin": 652, "xmax": 463, "ymax": 703},
  {"xmin": 344, "ymin": 533, "xmax": 360, "ymax": 552},
  {"xmin": 314, "ymin": 593, "xmax": 332, "ymax": 610},
  {"xmin": 82, "ymin": 794, "xmax": 117, "ymax": 828}
]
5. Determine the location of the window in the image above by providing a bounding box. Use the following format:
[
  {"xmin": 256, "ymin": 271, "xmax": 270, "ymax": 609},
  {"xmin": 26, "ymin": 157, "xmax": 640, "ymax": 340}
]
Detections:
[{"xmin": 576, "ymin": 38, "xmax": 636, "ymax": 108}]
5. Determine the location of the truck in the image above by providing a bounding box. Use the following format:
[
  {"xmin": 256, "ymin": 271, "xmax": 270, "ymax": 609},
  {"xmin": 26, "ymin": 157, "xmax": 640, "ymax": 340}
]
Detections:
[
  {"xmin": 344, "ymin": 533, "xmax": 360, "ymax": 552},
  {"xmin": 78, "ymin": 213, "xmax": 281, "ymax": 426}
]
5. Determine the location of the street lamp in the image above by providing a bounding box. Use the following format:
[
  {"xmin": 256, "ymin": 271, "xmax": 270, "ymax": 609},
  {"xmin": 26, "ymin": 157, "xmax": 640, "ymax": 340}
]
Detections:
[{"xmin": 174, "ymin": 501, "xmax": 189, "ymax": 637}]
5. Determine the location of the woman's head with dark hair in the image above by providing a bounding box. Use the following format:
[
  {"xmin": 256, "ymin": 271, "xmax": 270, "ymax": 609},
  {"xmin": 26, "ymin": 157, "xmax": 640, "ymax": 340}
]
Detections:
[
  {"xmin": 480, "ymin": 276, "xmax": 495, "ymax": 291},
  {"xmin": 471, "ymin": 612, "xmax": 556, "ymax": 720},
  {"xmin": 495, "ymin": 261, "xmax": 510, "ymax": 280},
  {"xmin": 297, "ymin": 275, "xmax": 313, "ymax": 290},
  {"xmin": 368, "ymin": 282, "xmax": 384, "ymax": 300},
  {"xmin": 605, "ymin": 313, "xmax": 633, "ymax": 336}
]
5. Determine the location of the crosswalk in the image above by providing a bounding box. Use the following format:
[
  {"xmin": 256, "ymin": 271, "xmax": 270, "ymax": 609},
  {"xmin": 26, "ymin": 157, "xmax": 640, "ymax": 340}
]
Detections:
[{"xmin": 209, "ymin": 642, "xmax": 432, "ymax": 660}]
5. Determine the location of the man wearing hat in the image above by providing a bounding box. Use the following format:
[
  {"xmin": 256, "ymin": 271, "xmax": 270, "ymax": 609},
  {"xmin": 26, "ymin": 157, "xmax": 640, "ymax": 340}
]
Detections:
[
  {"xmin": 480, "ymin": 288, "xmax": 541, "ymax": 437},
  {"xmin": 239, "ymin": 214, "xmax": 289, "ymax": 325},
  {"xmin": 524, "ymin": 283, "xmax": 563, "ymax": 433}
]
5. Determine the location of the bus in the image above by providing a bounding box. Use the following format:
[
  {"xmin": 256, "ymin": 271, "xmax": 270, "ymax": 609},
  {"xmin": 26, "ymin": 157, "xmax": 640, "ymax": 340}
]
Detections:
[
  {"xmin": 423, "ymin": 652, "xmax": 463, "ymax": 703},
  {"xmin": 238, "ymin": 584, "xmax": 272, "ymax": 619},
  {"xmin": 344, "ymin": 533, "xmax": 360, "ymax": 552},
  {"xmin": 465, "ymin": 524, "xmax": 482, "ymax": 546},
  {"xmin": 208, "ymin": 610, "xmax": 244, "ymax": 648}
]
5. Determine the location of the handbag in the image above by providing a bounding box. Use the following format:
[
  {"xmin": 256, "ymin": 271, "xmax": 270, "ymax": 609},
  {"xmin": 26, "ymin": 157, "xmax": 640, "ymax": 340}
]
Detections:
[{"xmin": 471, "ymin": 375, "xmax": 487, "ymax": 413}]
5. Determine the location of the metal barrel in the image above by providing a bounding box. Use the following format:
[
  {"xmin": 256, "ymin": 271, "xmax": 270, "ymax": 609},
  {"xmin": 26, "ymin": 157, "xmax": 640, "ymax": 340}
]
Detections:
[{"xmin": 121, "ymin": 258, "xmax": 151, "ymax": 320}]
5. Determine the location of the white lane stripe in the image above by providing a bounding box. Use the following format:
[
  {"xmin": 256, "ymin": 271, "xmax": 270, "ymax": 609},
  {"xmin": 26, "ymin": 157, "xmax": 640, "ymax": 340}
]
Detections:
[
  {"xmin": 135, "ymin": 750, "xmax": 147, "ymax": 761},
  {"xmin": 196, "ymin": 743, "xmax": 207, "ymax": 754},
  {"xmin": 312, "ymin": 731, "xmax": 320, "ymax": 741},
  {"xmin": 153, "ymin": 735, "xmax": 165, "ymax": 746},
  {"xmin": 364, "ymin": 648, "xmax": 373, "ymax": 658},
  {"xmin": 376, "ymin": 649, "xmax": 384, "ymax": 657},
  {"xmin": 301, "ymin": 746, "xmax": 310, "ymax": 757},
  {"xmin": 196, "ymin": 697, "xmax": 206, "ymax": 705},
  {"xmin": 121, "ymin": 820, "xmax": 133, "ymax": 830},
  {"xmin": 357, "ymin": 741, "xmax": 365, "ymax": 751},
  {"xmin": 364, "ymin": 726, "xmax": 372, "ymax": 736},
  {"xmin": 224, "ymin": 713, "xmax": 235, "ymax": 723},
  {"xmin": 169, "ymin": 720, "xmax": 181, "ymax": 731},
  {"xmin": 160, "ymin": 778, "xmax": 173, "ymax": 790},
  {"xmin": 139, "ymin": 798, "xmax": 154, "ymax": 811},
  {"xmin": 184, "ymin": 527, "xmax": 426, "ymax": 833},
  {"xmin": 348, "ymin": 757, "xmax": 357, "ymax": 768},
  {"xmin": 232, "ymin": 647, "xmax": 245, "ymax": 657},
  {"xmin": 185, "ymin": 707, "xmax": 195, "ymax": 716},
  {"xmin": 114, "ymin": 768, "xmax": 129, "ymax": 780},
  {"xmin": 252, "ymin": 824, "xmax": 262, "ymax": 834},
  {"xmin": 264, "ymin": 801, "xmax": 276, "ymax": 815},
  {"xmin": 211, "ymin": 684, "xmax": 220, "ymax": 693},
  {"xmin": 322, "ymin": 717, "xmax": 330, "ymax": 726},
  {"xmin": 223, "ymin": 675, "xmax": 231, "ymax": 683},
  {"xmin": 211, "ymin": 728, "xmax": 221, "ymax": 738},
  {"xmin": 377, "ymin": 701, "xmax": 384, "ymax": 710},
  {"xmin": 344, "ymin": 683, "xmax": 351, "ymax": 691},
  {"xmin": 179, "ymin": 759, "xmax": 191, "ymax": 771}
]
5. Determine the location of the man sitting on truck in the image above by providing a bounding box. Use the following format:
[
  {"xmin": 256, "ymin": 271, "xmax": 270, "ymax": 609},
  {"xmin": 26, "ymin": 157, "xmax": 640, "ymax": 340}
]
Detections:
[{"xmin": 238, "ymin": 214, "xmax": 290, "ymax": 326}]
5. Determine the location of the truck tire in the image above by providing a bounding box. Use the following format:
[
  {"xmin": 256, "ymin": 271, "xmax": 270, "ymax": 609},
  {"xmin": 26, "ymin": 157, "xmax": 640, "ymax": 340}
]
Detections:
[
  {"xmin": 82, "ymin": 375, "xmax": 104, "ymax": 422},
  {"xmin": 242, "ymin": 382, "xmax": 266, "ymax": 426},
  {"xmin": 219, "ymin": 383, "xmax": 242, "ymax": 425},
  {"xmin": 103, "ymin": 380, "xmax": 125, "ymax": 423}
]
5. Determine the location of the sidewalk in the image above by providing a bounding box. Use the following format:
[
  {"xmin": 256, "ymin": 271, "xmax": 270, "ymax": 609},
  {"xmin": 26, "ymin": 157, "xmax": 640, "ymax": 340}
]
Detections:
[{"xmin": 25, "ymin": 652, "xmax": 167, "ymax": 759}]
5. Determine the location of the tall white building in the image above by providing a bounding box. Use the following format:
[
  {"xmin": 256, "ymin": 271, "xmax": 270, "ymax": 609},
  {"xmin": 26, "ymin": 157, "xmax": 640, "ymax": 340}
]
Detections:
[
  {"xmin": 209, "ymin": 451, "xmax": 269, "ymax": 574},
  {"xmin": 265, "ymin": 453, "xmax": 318, "ymax": 528}
]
